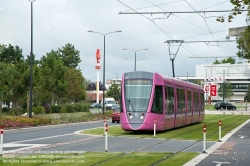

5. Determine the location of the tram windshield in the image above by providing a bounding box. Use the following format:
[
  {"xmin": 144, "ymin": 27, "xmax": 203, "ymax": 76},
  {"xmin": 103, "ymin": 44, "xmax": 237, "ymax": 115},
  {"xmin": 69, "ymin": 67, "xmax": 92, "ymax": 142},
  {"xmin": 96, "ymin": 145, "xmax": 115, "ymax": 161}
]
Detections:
[{"xmin": 124, "ymin": 79, "xmax": 152, "ymax": 112}]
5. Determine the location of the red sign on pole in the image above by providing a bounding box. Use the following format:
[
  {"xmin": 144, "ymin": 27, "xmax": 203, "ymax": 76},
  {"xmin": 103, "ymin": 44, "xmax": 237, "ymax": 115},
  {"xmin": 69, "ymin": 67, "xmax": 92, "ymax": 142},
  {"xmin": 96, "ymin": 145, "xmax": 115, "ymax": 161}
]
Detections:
[{"xmin": 210, "ymin": 85, "xmax": 217, "ymax": 96}]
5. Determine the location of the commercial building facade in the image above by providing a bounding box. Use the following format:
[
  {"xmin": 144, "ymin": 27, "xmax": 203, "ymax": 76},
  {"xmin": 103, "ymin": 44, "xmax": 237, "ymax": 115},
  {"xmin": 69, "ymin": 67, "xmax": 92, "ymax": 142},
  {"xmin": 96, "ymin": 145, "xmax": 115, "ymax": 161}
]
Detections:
[{"xmin": 177, "ymin": 63, "xmax": 250, "ymax": 103}]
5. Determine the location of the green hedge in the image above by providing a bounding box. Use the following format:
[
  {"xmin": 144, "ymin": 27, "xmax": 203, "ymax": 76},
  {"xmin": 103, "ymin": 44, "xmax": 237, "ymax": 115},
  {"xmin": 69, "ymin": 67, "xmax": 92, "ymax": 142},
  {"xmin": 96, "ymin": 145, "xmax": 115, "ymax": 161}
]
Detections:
[
  {"xmin": 48, "ymin": 103, "xmax": 90, "ymax": 114},
  {"xmin": 33, "ymin": 106, "xmax": 45, "ymax": 115}
]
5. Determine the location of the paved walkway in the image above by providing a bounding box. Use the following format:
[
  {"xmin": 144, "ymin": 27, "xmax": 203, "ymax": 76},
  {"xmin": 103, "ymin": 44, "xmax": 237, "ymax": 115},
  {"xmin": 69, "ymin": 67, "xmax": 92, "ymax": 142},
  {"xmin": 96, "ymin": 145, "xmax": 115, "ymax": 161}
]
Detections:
[{"xmin": 184, "ymin": 110, "xmax": 250, "ymax": 166}]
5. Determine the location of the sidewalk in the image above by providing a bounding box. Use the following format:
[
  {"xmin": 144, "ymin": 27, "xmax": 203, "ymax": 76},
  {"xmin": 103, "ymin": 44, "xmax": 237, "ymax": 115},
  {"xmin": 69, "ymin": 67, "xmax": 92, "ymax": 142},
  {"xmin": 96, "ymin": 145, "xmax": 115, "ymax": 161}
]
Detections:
[{"xmin": 184, "ymin": 110, "xmax": 250, "ymax": 166}]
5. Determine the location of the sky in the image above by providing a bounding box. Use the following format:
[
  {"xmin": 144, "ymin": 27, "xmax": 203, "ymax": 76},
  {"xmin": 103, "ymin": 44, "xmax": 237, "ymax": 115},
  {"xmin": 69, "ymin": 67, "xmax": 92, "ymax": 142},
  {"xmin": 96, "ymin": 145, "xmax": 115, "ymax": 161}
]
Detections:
[{"xmin": 0, "ymin": 0, "xmax": 248, "ymax": 82}]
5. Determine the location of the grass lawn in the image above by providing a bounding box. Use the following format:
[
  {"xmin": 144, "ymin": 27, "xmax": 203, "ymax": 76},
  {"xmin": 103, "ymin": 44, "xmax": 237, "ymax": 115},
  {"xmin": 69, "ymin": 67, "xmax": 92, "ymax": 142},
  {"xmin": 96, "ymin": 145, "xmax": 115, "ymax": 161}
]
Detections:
[
  {"xmin": 82, "ymin": 114, "xmax": 250, "ymax": 141},
  {"xmin": 0, "ymin": 152, "xmax": 199, "ymax": 166}
]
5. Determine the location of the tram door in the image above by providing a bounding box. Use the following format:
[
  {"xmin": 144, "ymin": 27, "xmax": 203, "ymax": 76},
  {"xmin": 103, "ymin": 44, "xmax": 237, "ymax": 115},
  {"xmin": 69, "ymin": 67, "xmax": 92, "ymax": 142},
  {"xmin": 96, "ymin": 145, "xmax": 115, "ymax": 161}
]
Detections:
[
  {"xmin": 186, "ymin": 90, "xmax": 192, "ymax": 125},
  {"xmin": 192, "ymin": 91, "xmax": 199, "ymax": 123},
  {"xmin": 176, "ymin": 88, "xmax": 185, "ymax": 126},
  {"xmin": 164, "ymin": 86, "xmax": 175, "ymax": 129}
]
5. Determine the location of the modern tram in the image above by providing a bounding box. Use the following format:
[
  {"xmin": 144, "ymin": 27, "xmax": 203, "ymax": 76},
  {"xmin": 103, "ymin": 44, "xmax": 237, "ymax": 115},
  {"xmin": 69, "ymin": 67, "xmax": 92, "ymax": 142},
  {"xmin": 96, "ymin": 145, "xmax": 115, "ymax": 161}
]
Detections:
[{"xmin": 120, "ymin": 71, "xmax": 205, "ymax": 131}]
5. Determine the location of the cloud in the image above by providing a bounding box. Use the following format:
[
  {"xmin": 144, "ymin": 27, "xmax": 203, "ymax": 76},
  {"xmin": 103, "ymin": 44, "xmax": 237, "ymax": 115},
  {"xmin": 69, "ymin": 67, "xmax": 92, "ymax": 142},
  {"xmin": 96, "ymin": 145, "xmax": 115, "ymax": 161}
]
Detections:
[{"xmin": 1, "ymin": 0, "xmax": 247, "ymax": 81}]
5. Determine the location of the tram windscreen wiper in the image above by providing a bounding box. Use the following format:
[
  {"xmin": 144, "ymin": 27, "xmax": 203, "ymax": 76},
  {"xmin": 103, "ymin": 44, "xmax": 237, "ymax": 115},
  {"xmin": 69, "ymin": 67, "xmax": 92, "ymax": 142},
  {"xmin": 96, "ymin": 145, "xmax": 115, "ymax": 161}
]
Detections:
[{"xmin": 128, "ymin": 94, "xmax": 136, "ymax": 112}]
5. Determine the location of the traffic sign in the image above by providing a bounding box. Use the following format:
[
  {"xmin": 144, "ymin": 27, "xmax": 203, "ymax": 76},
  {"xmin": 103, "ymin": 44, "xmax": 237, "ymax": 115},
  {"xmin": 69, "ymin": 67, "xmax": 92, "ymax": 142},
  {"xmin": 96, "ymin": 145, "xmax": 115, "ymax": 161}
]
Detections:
[{"xmin": 210, "ymin": 85, "xmax": 217, "ymax": 96}]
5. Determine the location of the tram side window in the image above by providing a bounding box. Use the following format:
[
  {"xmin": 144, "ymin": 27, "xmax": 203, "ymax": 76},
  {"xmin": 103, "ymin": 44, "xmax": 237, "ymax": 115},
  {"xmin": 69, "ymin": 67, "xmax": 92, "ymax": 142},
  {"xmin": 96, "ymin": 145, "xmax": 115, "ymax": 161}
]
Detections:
[
  {"xmin": 151, "ymin": 86, "xmax": 163, "ymax": 114},
  {"xmin": 164, "ymin": 87, "xmax": 168, "ymax": 112},
  {"xmin": 187, "ymin": 90, "xmax": 192, "ymax": 113},
  {"xmin": 200, "ymin": 93, "xmax": 204, "ymax": 110},
  {"xmin": 167, "ymin": 87, "xmax": 174, "ymax": 114}
]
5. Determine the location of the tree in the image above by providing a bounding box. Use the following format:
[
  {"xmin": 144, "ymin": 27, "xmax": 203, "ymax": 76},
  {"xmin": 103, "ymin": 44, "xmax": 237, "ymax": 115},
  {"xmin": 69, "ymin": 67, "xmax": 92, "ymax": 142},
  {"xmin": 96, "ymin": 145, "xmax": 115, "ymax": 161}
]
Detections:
[
  {"xmin": 236, "ymin": 26, "xmax": 250, "ymax": 61},
  {"xmin": 40, "ymin": 50, "xmax": 67, "ymax": 105},
  {"xmin": 0, "ymin": 44, "xmax": 23, "ymax": 63},
  {"xmin": 87, "ymin": 82, "xmax": 96, "ymax": 91},
  {"xmin": 217, "ymin": 81, "xmax": 234, "ymax": 100},
  {"xmin": 245, "ymin": 86, "xmax": 250, "ymax": 102},
  {"xmin": 58, "ymin": 43, "xmax": 81, "ymax": 68},
  {"xmin": 64, "ymin": 68, "xmax": 86, "ymax": 103},
  {"xmin": 213, "ymin": 59, "xmax": 221, "ymax": 64},
  {"xmin": 217, "ymin": 0, "xmax": 249, "ymax": 22},
  {"xmin": 213, "ymin": 57, "xmax": 236, "ymax": 64},
  {"xmin": 106, "ymin": 82, "xmax": 121, "ymax": 101},
  {"xmin": 221, "ymin": 57, "xmax": 236, "ymax": 64}
]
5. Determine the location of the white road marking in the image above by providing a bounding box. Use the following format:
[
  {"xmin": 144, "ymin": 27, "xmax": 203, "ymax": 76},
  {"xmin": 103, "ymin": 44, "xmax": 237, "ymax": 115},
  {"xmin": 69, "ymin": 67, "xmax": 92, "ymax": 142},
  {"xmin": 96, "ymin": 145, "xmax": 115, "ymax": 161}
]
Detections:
[{"xmin": 8, "ymin": 133, "xmax": 74, "ymax": 144}]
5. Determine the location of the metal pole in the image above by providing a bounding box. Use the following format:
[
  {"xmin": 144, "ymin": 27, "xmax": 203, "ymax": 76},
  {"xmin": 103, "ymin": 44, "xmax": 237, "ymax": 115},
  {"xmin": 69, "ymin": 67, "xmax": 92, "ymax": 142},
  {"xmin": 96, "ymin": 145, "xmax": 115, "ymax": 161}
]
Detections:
[
  {"xmin": 29, "ymin": 1, "xmax": 33, "ymax": 118},
  {"xmin": 134, "ymin": 52, "xmax": 136, "ymax": 71},
  {"xmin": 171, "ymin": 59, "xmax": 175, "ymax": 77},
  {"xmin": 223, "ymin": 70, "xmax": 225, "ymax": 102},
  {"xmin": 102, "ymin": 35, "xmax": 106, "ymax": 115},
  {"xmin": 246, "ymin": 100, "xmax": 247, "ymax": 111},
  {"xmin": 206, "ymin": 69, "xmax": 207, "ymax": 105},
  {"xmin": 105, "ymin": 123, "xmax": 108, "ymax": 152},
  {"xmin": 0, "ymin": 126, "xmax": 3, "ymax": 156},
  {"xmin": 218, "ymin": 120, "xmax": 222, "ymax": 142},
  {"xmin": 203, "ymin": 124, "xmax": 206, "ymax": 153}
]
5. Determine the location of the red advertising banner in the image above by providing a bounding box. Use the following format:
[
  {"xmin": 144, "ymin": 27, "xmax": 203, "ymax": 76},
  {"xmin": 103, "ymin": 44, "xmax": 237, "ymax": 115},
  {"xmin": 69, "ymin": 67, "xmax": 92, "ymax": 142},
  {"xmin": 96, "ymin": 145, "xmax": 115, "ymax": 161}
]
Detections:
[{"xmin": 210, "ymin": 85, "xmax": 217, "ymax": 96}]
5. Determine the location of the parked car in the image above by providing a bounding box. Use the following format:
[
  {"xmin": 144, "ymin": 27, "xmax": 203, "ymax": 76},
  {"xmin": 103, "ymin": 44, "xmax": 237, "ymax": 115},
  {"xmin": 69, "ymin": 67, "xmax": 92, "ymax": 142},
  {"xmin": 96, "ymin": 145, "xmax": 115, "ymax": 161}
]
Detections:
[
  {"xmin": 214, "ymin": 102, "xmax": 236, "ymax": 110},
  {"xmin": 90, "ymin": 103, "xmax": 101, "ymax": 108},
  {"xmin": 111, "ymin": 104, "xmax": 120, "ymax": 110},
  {"xmin": 112, "ymin": 106, "xmax": 120, "ymax": 123}
]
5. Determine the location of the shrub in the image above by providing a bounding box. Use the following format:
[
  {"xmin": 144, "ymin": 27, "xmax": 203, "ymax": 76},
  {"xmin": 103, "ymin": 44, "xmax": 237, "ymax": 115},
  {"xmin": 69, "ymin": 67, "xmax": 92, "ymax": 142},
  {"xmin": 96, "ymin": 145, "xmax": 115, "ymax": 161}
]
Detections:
[
  {"xmin": 2, "ymin": 107, "xmax": 8, "ymax": 113},
  {"xmin": 51, "ymin": 105, "xmax": 61, "ymax": 113},
  {"xmin": 0, "ymin": 116, "xmax": 51, "ymax": 128},
  {"xmin": 61, "ymin": 106, "xmax": 67, "ymax": 113},
  {"xmin": 33, "ymin": 106, "xmax": 45, "ymax": 115},
  {"xmin": 66, "ymin": 105, "xmax": 73, "ymax": 113}
]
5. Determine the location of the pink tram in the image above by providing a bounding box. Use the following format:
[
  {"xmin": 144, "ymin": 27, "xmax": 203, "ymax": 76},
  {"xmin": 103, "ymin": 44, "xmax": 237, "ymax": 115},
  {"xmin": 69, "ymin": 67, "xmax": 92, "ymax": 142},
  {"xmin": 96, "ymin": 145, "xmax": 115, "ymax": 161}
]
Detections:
[{"xmin": 120, "ymin": 71, "xmax": 205, "ymax": 131}]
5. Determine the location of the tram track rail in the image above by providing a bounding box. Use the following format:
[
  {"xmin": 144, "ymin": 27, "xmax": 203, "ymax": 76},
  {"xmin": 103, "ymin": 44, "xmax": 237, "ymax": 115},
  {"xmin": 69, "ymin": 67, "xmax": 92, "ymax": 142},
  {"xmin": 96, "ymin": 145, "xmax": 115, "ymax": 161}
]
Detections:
[
  {"xmin": 148, "ymin": 115, "xmax": 250, "ymax": 166},
  {"xmin": 90, "ymin": 114, "xmax": 244, "ymax": 166}
]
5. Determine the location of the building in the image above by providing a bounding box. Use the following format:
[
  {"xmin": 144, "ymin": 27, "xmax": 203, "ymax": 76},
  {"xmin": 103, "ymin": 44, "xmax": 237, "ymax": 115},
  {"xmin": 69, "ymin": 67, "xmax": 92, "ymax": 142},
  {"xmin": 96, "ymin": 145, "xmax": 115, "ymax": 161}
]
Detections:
[
  {"xmin": 106, "ymin": 79, "xmax": 121, "ymax": 89},
  {"xmin": 0, "ymin": 11, "xmax": 15, "ymax": 46},
  {"xmin": 177, "ymin": 63, "xmax": 250, "ymax": 102}
]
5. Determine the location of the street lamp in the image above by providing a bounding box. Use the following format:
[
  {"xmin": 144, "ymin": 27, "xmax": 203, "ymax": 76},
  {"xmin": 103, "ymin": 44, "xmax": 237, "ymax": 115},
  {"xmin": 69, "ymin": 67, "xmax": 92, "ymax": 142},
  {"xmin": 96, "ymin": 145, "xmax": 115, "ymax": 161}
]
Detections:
[
  {"xmin": 123, "ymin": 48, "xmax": 148, "ymax": 71},
  {"xmin": 124, "ymin": 58, "xmax": 145, "ymax": 71},
  {"xmin": 87, "ymin": 30, "xmax": 122, "ymax": 115},
  {"xmin": 28, "ymin": 0, "xmax": 35, "ymax": 118}
]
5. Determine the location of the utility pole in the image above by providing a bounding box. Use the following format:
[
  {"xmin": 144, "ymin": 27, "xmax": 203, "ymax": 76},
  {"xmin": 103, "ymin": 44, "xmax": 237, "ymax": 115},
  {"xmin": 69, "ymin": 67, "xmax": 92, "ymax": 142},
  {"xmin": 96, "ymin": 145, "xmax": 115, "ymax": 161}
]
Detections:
[{"xmin": 223, "ymin": 70, "xmax": 225, "ymax": 102}]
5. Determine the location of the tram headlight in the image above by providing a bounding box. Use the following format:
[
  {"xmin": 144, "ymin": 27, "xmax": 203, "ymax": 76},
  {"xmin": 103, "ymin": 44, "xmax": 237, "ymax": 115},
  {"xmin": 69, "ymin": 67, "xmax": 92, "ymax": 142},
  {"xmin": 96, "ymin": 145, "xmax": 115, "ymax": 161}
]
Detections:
[
  {"xmin": 140, "ymin": 113, "xmax": 144, "ymax": 119},
  {"xmin": 129, "ymin": 116, "xmax": 133, "ymax": 119}
]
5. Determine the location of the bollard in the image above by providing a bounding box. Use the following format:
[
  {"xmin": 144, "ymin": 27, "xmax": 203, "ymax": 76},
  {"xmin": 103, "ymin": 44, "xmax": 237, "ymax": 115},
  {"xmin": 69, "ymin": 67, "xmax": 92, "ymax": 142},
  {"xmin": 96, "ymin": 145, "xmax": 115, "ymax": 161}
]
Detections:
[
  {"xmin": 218, "ymin": 120, "xmax": 222, "ymax": 142},
  {"xmin": 103, "ymin": 118, "xmax": 106, "ymax": 136},
  {"xmin": 105, "ymin": 123, "xmax": 108, "ymax": 152},
  {"xmin": 0, "ymin": 126, "xmax": 3, "ymax": 156},
  {"xmin": 154, "ymin": 118, "xmax": 156, "ymax": 138},
  {"xmin": 202, "ymin": 124, "xmax": 207, "ymax": 153}
]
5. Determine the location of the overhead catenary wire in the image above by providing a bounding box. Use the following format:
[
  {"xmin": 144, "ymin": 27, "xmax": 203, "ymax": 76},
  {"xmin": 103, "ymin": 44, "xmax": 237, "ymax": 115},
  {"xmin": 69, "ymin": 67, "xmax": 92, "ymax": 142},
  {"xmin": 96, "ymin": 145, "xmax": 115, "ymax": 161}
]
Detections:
[
  {"xmin": 117, "ymin": 0, "xmax": 241, "ymax": 73},
  {"xmin": 122, "ymin": 0, "xmax": 185, "ymax": 12},
  {"xmin": 184, "ymin": 0, "xmax": 230, "ymax": 57},
  {"xmin": 119, "ymin": 9, "xmax": 250, "ymax": 14}
]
